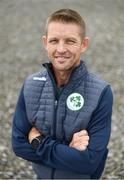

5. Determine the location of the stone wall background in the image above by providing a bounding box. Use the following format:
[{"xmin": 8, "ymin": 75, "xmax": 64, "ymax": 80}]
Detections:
[{"xmin": 0, "ymin": 0, "xmax": 124, "ymax": 179}]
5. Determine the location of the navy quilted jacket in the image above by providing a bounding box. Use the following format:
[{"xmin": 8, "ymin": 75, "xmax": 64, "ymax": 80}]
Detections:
[{"xmin": 12, "ymin": 60, "xmax": 113, "ymax": 179}]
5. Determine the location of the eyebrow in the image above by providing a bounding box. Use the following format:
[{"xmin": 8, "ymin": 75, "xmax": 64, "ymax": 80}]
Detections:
[
  {"xmin": 65, "ymin": 37, "xmax": 77, "ymax": 41},
  {"xmin": 48, "ymin": 37, "xmax": 78, "ymax": 41}
]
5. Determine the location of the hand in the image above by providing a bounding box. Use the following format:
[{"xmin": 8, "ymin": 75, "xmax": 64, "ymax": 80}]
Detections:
[
  {"xmin": 28, "ymin": 127, "xmax": 41, "ymax": 143},
  {"xmin": 69, "ymin": 130, "xmax": 89, "ymax": 151}
]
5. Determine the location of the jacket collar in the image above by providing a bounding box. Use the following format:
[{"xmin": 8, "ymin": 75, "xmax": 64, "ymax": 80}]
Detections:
[{"xmin": 42, "ymin": 60, "xmax": 88, "ymax": 86}]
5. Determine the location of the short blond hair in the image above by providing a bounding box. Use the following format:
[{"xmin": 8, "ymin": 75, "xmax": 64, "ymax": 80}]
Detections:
[{"xmin": 45, "ymin": 9, "xmax": 86, "ymax": 40}]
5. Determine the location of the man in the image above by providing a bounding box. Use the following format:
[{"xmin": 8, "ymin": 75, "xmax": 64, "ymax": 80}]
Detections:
[{"xmin": 12, "ymin": 9, "xmax": 113, "ymax": 179}]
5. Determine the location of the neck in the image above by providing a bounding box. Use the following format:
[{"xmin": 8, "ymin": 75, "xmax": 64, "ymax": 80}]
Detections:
[{"xmin": 53, "ymin": 69, "xmax": 73, "ymax": 87}]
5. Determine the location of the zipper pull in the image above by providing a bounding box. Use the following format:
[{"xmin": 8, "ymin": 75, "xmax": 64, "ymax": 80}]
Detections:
[{"xmin": 55, "ymin": 100, "xmax": 58, "ymax": 106}]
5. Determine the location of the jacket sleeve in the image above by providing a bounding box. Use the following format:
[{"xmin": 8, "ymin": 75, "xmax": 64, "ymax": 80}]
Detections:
[{"xmin": 12, "ymin": 85, "xmax": 113, "ymax": 175}]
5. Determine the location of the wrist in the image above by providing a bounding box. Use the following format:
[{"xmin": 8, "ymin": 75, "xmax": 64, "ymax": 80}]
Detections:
[{"xmin": 30, "ymin": 135, "xmax": 44, "ymax": 149}]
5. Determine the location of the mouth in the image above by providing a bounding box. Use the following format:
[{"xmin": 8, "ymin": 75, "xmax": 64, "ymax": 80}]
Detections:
[
  {"xmin": 55, "ymin": 57, "xmax": 70, "ymax": 64},
  {"xmin": 55, "ymin": 56, "xmax": 71, "ymax": 60}
]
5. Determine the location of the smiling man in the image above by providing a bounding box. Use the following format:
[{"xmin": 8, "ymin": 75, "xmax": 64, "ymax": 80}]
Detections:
[
  {"xmin": 12, "ymin": 9, "xmax": 113, "ymax": 179},
  {"xmin": 42, "ymin": 20, "xmax": 89, "ymax": 87}
]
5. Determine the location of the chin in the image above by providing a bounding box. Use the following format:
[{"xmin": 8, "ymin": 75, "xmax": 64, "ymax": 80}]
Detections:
[
  {"xmin": 56, "ymin": 66, "xmax": 67, "ymax": 71},
  {"xmin": 56, "ymin": 65, "xmax": 73, "ymax": 71}
]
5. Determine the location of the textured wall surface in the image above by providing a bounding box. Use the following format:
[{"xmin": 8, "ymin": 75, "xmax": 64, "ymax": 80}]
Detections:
[{"xmin": 0, "ymin": 0, "xmax": 124, "ymax": 179}]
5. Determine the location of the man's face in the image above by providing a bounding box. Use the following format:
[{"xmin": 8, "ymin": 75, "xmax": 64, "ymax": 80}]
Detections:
[{"xmin": 43, "ymin": 22, "xmax": 89, "ymax": 72}]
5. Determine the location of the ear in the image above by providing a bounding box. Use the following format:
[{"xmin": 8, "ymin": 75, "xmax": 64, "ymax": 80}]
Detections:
[
  {"xmin": 42, "ymin": 35, "xmax": 47, "ymax": 50},
  {"xmin": 81, "ymin": 36, "xmax": 90, "ymax": 53}
]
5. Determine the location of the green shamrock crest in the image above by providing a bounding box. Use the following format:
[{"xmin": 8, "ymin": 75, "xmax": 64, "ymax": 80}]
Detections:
[{"xmin": 67, "ymin": 93, "xmax": 84, "ymax": 111}]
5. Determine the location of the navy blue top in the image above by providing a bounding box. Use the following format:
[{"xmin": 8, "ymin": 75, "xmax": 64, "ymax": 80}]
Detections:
[{"xmin": 12, "ymin": 84, "xmax": 113, "ymax": 179}]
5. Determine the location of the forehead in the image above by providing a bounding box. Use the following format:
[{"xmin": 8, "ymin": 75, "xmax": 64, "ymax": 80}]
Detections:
[{"xmin": 47, "ymin": 22, "xmax": 81, "ymax": 38}]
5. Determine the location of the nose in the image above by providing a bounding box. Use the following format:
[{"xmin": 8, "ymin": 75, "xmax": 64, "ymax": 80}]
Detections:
[{"xmin": 56, "ymin": 41, "xmax": 66, "ymax": 53}]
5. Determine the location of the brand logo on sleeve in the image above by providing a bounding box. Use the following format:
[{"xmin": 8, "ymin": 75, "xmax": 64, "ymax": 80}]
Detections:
[
  {"xmin": 33, "ymin": 77, "xmax": 46, "ymax": 81},
  {"xmin": 67, "ymin": 93, "xmax": 84, "ymax": 111}
]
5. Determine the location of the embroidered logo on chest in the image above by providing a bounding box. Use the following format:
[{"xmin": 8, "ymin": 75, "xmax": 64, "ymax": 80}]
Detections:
[{"xmin": 66, "ymin": 93, "xmax": 84, "ymax": 111}]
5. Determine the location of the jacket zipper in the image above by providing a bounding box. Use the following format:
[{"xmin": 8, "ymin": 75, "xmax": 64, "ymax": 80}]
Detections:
[
  {"xmin": 51, "ymin": 99, "xmax": 58, "ymax": 179},
  {"xmin": 43, "ymin": 63, "xmax": 59, "ymax": 179},
  {"xmin": 42, "ymin": 62, "xmax": 86, "ymax": 178}
]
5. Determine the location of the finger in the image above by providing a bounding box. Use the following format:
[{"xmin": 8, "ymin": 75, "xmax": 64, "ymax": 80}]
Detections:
[
  {"xmin": 78, "ymin": 130, "xmax": 88, "ymax": 136},
  {"xmin": 74, "ymin": 144, "xmax": 87, "ymax": 151},
  {"xmin": 71, "ymin": 135, "xmax": 89, "ymax": 146},
  {"xmin": 79, "ymin": 145, "xmax": 87, "ymax": 151},
  {"xmin": 73, "ymin": 135, "xmax": 89, "ymax": 145},
  {"xmin": 81, "ymin": 141, "xmax": 89, "ymax": 146},
  {"xmin": 79, "ymin": 141, "xmax": 88, "ymax": 150},
  {"xmin": 69, "ymin": 141, "xmax": 73, "ymax": 147},
  {"xmin": 79, "ymin": 135, "xmax": 89, "ymax": 141},
  {"xmin": 76, "ymin": 140, "xmax": 89, "ymax": 147}
]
